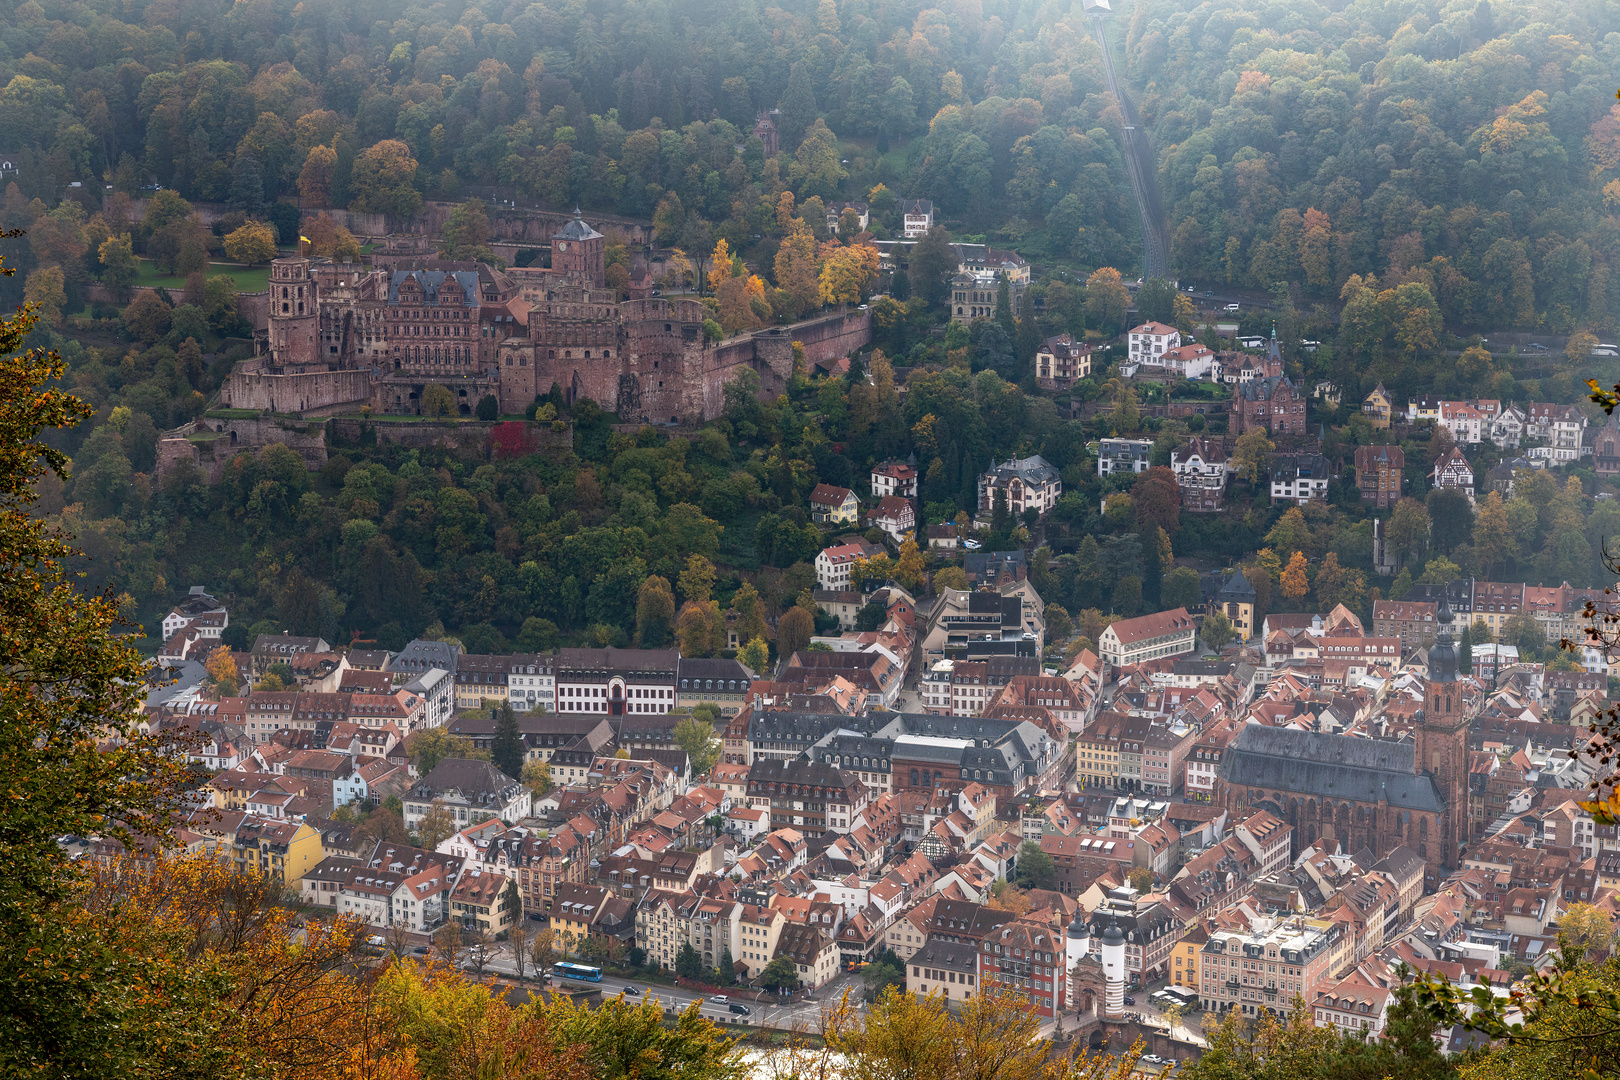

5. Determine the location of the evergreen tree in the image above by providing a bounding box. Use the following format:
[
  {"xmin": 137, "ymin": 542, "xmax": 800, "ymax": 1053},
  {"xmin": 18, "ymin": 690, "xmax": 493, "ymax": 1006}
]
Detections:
[
  {"xmin": 715, "ymin": 949, "xmax": 736, "ymax": 986},
  {"xmin": 491, "ymin": 702, "xmax": 524, "ymax": 780},
  {"xmin": 908, "ymin": 226, "xmax": 955, "ymax": 308},
  {"xmin": 779, "ymin": 61, "xmax": 819, "ymax": 148},
  {"xmin": 890, "ymin": 268, "xmax": 910, "ymax": 300},
  {"xmin": 676, "ymin": 942, "xmax": 704, "ymax": 980},
  {"xmin": 1458, "ymin": 623, "xmax": 1473, "ymax": 675}
]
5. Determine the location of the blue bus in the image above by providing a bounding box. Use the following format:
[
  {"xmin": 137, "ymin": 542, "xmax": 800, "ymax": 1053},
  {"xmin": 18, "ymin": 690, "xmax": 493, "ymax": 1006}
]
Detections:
[{"xmin": 553, "ymin": 961, "xmax": 604, "ymax": 982}]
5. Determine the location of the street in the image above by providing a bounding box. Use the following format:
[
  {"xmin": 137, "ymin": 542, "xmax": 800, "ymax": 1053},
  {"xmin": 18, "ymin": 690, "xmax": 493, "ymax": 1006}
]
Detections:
[{"xmin": 459, "ymin": 945, "xmax": 854, "ymax": 1031}]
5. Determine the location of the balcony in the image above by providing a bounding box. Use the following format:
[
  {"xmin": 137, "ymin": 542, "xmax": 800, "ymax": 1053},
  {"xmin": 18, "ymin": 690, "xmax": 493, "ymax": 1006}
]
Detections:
[{"xmin": 1225, "ymin": 978, "xmax": 1241, "ymax": 988}]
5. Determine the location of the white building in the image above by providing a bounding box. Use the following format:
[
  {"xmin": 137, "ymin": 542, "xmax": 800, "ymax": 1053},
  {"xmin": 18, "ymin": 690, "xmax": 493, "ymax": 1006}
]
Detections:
[
  {"xmin": 507, "ymin": 653, "xmax": 554, "ymax": 712},
  {"xmin": 1127, "ymin": 322, "xmax": 1181, "ymax": 362},
  {"xmin": 1160, "ymin": 343, "xmax": 1217, "ymax": 380},
  {"xmin": 1097, "ymin": 438, "xmax": 1154, "ymax": 476},
  {"xmin": 815, "ymin": 540, "xmax": 881, "ymax": 592},
  {"xmin": 1097, "ymin": 608, "xmax": 1198, "ymax": 671},
  {"xmin": 900, "ymin": 198, "xmax": 934, "ymax": 238},
  {"xmin": 976, "ymin": 455, "xmax": 1062, "ymax": 526}
]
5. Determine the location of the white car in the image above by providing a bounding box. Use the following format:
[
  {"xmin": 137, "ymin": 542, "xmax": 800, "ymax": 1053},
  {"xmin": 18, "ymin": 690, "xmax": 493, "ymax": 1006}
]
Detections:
[
  {"xmin": 1223, "ymin": 303, "xmax": 1241, "ymax": 313},
  {"xmin": 709, "ymin": 994, "xmax": 729, "ymax": 1003}
]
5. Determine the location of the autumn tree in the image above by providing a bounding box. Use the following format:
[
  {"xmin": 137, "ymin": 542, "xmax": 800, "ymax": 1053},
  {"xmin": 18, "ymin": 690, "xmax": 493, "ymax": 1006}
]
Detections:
[
  {"xmin": 521, "ymin": 758, "xmax": 553, "ymax": 798},
  {"xmin": 679, "ymin": 554, "xmax": 717, "ymax": 604},
  {"xmin": 0, "ymin": 236, "xmax": 203, "ymax": 1074},
  {"xmin": 23, "ymin": 266, "xmax": 65, "ymax": 325},
  {"xmin": 1280, "ymin": 551, "xmax": 1310, "ymax": 603},
  {"xmin": 351, "ymin": 139, "xmax": 423, "ymax": 222},
  {"xmin": 1084, "ymin": 267, "xmax": 1131, "ymax": 333},
  {"xmin": 409, "ymin": 728, "xmax": 477, "ymax": 773},
  {"xmin": 297, "ymin": 144, "xmax": 338, "ymax": 206},
  {"xmin": 1132, "ymin": 466, "xmax": 1182, "ymax": 536},
  {"xmin": 676, "ymin": 600, "xmax": 726, "ymax": 657},
  {"xmin": 716, "ymin": 273, "xmax": 770, "ymax": 335},
  {"xmin": 417, "ymin": 800, "xmax": 458, "ymax": 848},
  {"xmin": 636, "ymin": 574, "xmax": 677, "ymax": 647},
  {"xmin": 738, "ymin": 636, "xmax": 769, "ymax": 673},
  {"xmin": 819, "ymin": 242, "xmax": 881, "ymax": 305},
  {"xmin": 423, "ymin": 383, "xmax": 457, "ymax": 416},
  {"xmin": 774, "ymin": 226, "xmax": 822, "ymax": 320},
  {"xmin": 1230, "ymin": 427, "xmax": 1275, "ymax": 484},
  {"xmin": 778, "ymin": 606, "xmax": 815, "ymax": 659},
  {"xmin": 1202, "ymin": 611, "xmax": 1235, "ymax": 651},
  {"xmin": 729, "ymin": 582, "xmax": 767, "ymax": 645},
  {"xmin": 223, "ymin": 220, "xmax": 278, "ymax": 265},
  {"xmin": 205, "ymin": 644, "xmax": 239, "ymax": 695}
]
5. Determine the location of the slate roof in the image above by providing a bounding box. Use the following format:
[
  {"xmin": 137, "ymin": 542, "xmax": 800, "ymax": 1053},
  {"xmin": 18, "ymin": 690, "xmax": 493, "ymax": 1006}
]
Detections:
[
  {"xmin": 1219, "ymin": 727, "xmax": 1445, "ymax": 812},
  {"xmin": 553, "ymin": 210, "xmax": 603, "ymax": 241},
  {"xmin": 1235, "ymin": 374, "xmax": 1297, "ymax": 402},
  {"xmin": 388, "ymin": 270, "xmax": 480, "ymax": 306}
]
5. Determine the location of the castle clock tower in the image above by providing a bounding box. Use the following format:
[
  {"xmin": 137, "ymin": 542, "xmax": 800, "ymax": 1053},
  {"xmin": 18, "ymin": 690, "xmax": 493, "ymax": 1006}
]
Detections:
[{"xmin": 1418, "ymin": 596, "xmax": 1470, "ymax": 868}]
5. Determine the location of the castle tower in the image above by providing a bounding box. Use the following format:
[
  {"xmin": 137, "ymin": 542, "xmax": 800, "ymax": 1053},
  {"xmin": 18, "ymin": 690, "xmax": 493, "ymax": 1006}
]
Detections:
[
  {"xmin": 1418, "ymin": 595, "xmax": 1470, "ymax": 868},
  {"xmin": 1100, "ymin": 918, "xmax": 1126, "ymax": 1020},
  {"xmin": 1065, "ymin": 908, "xmax": 1090, "ymax": 1013},
  {"xmin": 551, "ymin": 209, "xmax": 605, "ymax": 289},
  {"xmin": 268, "ymin": 258, "xmax": 319, "ymax": 368}
]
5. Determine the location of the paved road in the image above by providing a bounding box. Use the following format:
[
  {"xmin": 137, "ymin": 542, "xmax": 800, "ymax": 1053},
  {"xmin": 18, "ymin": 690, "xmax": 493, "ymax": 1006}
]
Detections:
[{"xmin": 462, "ymin": 948, "xmax": 852, "ymax": 1030}]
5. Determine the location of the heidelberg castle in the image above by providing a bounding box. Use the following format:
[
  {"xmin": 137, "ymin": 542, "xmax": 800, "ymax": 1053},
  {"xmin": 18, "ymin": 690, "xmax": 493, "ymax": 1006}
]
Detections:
[{"xmin": 223, "ymin": 211, "xmax": 870, "ymax": 424}]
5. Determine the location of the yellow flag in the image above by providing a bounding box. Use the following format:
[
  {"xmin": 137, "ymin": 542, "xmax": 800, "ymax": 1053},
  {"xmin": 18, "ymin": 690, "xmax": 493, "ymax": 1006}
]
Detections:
[{"xmin": 299, "ymin": 235, "xmax": 311, "ymax": 244}]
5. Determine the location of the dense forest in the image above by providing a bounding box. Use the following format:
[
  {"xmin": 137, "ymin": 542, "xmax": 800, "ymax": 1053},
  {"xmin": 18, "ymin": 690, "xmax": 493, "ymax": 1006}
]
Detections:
[{"xmin": 4, "ymin": 0, "xmax": 1620, "ymax": 656}]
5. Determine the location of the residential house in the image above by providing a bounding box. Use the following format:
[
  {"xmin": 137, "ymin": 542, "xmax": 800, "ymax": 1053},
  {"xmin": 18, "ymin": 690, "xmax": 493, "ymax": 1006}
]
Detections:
[
  {"xmin": 1098, "ymin": 438, "xmax": 1154, "ymax": 476},
  {"xmin": 809, "ymin": 484, "xmax": 861, "ymax": 526},
  {"xmin": 775, "ymin": 922, "xmax": 841, "ymax": 988},
  {"xmin": 1161, "ymin": 343, "xmax": 1218, "ymax": 380},
  {"xmin": 976, "ymin": 455, "xmax": 1062, "ymax": 526},
  {"xmin": 871, "ymin": 460, "xmax": 919, "ymax": 499},
  {"xmin": 1354, "ymin": 445, "xmax": 1405, "ymax": 509},
  {"xmin": 1270, "ymin": 453, "xmax": 1332, "ymax": 506},
  {"xmin": 403, "ymin": 758, "xmax": 531, "ymax": 830},
  {"xmin": 1432, "ymin": 447, "xmax": 1475, "ymax": 503},
  {"xmin": 1036, "ymin": 335, "xmax": 1093, "ymax": 390},
  {"xmin": 815, "ymin": 540, "xmax": 881, "ymax": 592},
  {"xmin": 1128, "ymin": 322, "xmax": 1182, "ymax": 362},
  {"xmin": 869, "ymin": 495, "xmax": 916, "ymax": 543},
  {"xmin": 1213, "ymin": 571, "xmax": 1256, "ymax": 641},
  {"xmin": 1171, "ymin": 437, "xmax": 1229, "ymax": 513},
  {"xmin": 908, "ymin": 939, "xmax": 982, "ymax": 1003},
  {"xmin": 449, "ymin": 867, "xmax": 517, "ymax": 935},
  {"xmin": 1232, "ymin": 374, "xmax": 1307, "ymax": 436},
  {"xmin": 1362, "ymin": 384, "xmax": 1392, "ymax": 429},
  {"xmin": 1439, "ymin": 401, "xmax": 1486, "ymax": 445},
  {"xmin": 676, "ymin": 657, "xmax": 752, "ymax": 717},
  {"xmin": 901, "ymin": 198, "xmax": 934, "ymax": 238}
]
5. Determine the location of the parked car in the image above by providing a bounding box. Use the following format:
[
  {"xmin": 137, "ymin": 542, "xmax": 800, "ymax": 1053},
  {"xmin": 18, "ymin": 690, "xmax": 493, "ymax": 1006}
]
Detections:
[
  {"xmin": 410, "ymin": 945, "xmax": 431, "ymax": 956},
  {"xmin": 1223, "ymin": 303, "xmax": 1241, "ymax": 313},
  {"xmin": 1123, "ymin": 995, "xmax": 1136, "ymax": 1005}
]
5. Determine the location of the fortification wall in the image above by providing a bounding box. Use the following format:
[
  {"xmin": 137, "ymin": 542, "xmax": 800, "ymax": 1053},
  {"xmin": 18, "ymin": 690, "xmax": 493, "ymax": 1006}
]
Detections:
[
  {"xmin": 223, "ymin": 367, "xmax": 371, "ymax": 414},
  {"xmin": 327, "ymin": 417, "xmax": 574, "ymax": 455},
  {"xmin": 159, "ymin": 415, "xmax": 329, "ymax": 482}
]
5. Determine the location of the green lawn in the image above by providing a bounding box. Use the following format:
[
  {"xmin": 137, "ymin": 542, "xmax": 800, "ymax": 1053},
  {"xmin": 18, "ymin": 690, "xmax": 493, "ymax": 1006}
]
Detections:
[{"xmin": 134, "ymin": 258, "xmax": 271, "ymax": 294}]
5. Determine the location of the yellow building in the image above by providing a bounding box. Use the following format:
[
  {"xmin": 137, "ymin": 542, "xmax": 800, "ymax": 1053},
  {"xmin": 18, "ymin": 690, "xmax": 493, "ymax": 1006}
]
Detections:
[
  {"xmin": 1173, "ymin": 923, "xmax": 1207, "ymax": 992},
  {"xmin": 550, "ymin": 881, "xmax": 609, "ymax": 954},
  {"xmin": 675, "ymin": 658, "xmax": 752, "ymax": 717},
  {"xmin": 1361, "ymin": 383, "xmax": 1392, "ymax": 430},
  {"xmin": 1076, "ymin": 716, "xmax": 1124, "ymax": 790},
  {"xmin": 450, "ymin": 868, "xmax": 518, "ymax": 935},
  {"xmin": 230, "ymin": 816, "xmax": 323, "ymax": 883},
  {"xmin": 1213, "ymin": 570, "xmax": 1256, "ymax": 641}
]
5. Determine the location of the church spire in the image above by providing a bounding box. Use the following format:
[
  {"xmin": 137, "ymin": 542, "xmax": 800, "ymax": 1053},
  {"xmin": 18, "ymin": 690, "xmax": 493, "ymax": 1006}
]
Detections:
[{"xmin": 1429, "ymin": 593, "xmax": 1458, "ymax": 683}]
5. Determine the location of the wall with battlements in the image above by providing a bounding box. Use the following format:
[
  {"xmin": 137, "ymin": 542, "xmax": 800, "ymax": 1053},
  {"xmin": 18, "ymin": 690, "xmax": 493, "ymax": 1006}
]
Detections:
[{"xmin": 223, "ymin": 362, "xmax": 372, "ymax": 415}]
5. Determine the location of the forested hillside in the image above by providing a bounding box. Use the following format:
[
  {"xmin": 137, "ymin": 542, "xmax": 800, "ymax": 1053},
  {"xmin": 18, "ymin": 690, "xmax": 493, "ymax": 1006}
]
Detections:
[{"xmin": 1127, "ymin": 0, "xmax": 1620, "ymax": 396}]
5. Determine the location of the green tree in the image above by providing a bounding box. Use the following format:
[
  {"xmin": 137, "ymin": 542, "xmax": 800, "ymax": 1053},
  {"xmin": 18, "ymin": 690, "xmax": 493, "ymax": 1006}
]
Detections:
[
  {"xmin": 490, "ymin": 702, "xmax": 524, "ymax": 781},
  {"xmin": 1084, "ymin": 267, "xmax": 1130, "ymax": 333},
  {"xmin": 1202, "ymin": 611, "xmax": 1235, "ymax": 651},
  {"xmin": 1231, "ymin": 428, "xmax": 1275, "ymax": 484},
  {"xmin": 762, "ymin": 955, "xmax": 799, "ymax": 991},
  {"xmin": 636, "ymin": 575, "xmax": 677, "ymax": 648},
  {"xmin": 423, "ymin": 384, "xmax": 456, "ymax": 416},
  {"xmin": 442, "ymin": 198, "xmax": 495, "ymax": 261},
  {"xmin": 1135, "ymin": 277, "xmax": 1177, "ymax": 324},
  {"xmin": 729, "ymin": 582, "xmax": 766, "ymax": 645},
  {"xmin": 1128, "ymin": 867, "xmax": 1155, "ymax": 894},
  {"xmin": 98, "ymin": 232, "xmax": 138, "ymax": 299},
  {"xmin": 1014, "ymin": 841, "xmax": 1057, "ymax": 890},
  {"xmin": 675, "ymin": 941, "xmax": 704, "ymax": 980},
  {"xmin": 475, "ymin": 394, "xmax": 499, "ymax": 421},
  {"xmin": 672, "ymin": 716, "xmax": 721, "ymax": 778},
  {"xmin": 738, "ymin": 636, "xmax": 769, "ymax": 674},
  {"xmin": 908, "ymin": 226, "xmax": 955, "ymax": 308},
  {"xmin": 409, "ymin": 728, "xmax": 477, "ymax": 773},
  {"xmin": 1163, "ymin": 566, "xmax": 1202, "ymax": 611}
]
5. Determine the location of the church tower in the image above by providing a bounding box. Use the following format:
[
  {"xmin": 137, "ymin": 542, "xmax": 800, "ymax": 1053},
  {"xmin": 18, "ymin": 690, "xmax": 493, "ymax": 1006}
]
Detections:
[{"xmin": 1418, "ymin": 596, "xmax": 1470, "ymax": 868}]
